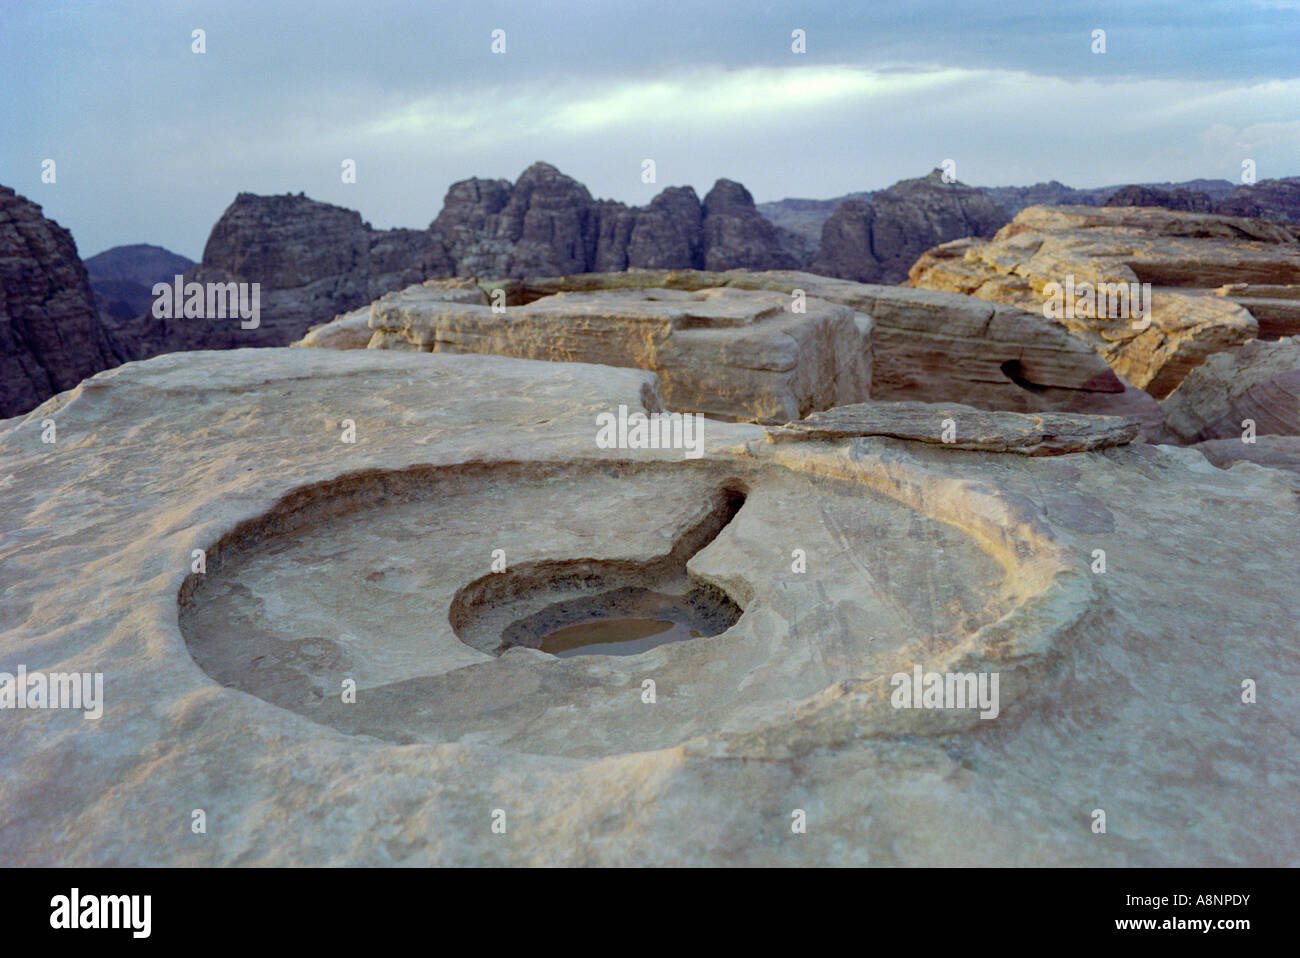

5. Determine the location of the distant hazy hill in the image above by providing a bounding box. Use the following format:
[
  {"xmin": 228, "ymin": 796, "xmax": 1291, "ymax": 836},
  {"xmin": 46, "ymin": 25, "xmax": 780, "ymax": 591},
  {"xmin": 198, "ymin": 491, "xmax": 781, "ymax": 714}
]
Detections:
[
  {"xmin": 756, "ymin": 192, "xmax": 873, "ymax": 242},
  {"xmin": 84, "ymin": 243, "xmax": 196, "ymax": 323},
  {"xmin": 757, "ymin": 177, "xmax": 1257, "ymax": 249}
]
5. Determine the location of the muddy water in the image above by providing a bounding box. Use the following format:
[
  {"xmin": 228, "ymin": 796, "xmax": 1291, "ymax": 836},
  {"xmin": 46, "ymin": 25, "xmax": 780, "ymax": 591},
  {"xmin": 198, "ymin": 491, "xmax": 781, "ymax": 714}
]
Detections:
[{"xmin": 539, "ymin": 617, "xmax": 703, "ymax": 657}]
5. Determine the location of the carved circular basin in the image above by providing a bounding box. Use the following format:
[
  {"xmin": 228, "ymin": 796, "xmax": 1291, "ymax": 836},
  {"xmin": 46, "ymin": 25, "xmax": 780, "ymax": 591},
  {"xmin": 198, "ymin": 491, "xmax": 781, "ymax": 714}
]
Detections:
[{"xmin": 178, "ymin": 459, "xmax": 1020, "ymax": 757}]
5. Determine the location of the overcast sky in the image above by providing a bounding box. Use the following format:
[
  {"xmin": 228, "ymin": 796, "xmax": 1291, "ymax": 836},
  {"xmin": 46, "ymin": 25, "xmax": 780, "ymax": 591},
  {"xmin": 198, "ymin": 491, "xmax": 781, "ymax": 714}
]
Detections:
[{"xmin": 2, "ymin": 0, "xmax": 1298, "ymax": 260}]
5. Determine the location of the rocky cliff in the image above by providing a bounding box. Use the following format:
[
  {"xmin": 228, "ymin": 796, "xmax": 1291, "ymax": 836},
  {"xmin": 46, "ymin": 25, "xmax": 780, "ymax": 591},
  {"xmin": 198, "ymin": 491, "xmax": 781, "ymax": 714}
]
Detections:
[
  {"xmin": 811, "ymin": 170, "xmax": 1009, "ymax": 283},
  {"xmin": 108, "ymin": 166, "xmax": 1300, "ymax": 363},
  {"xmin": 433, "ymin": 162, "xmax": 803, "ymax": 277},
  {"xmin": 113, "ymin": 192, "xmax": 447, "ymax": 357},
  {"xmin": 0, "ymin": 186, "xmax": 120, "ymax": 417},
  {"xmin": 116, "ymin": 163, "xmax": 810, "ymax": 354}
]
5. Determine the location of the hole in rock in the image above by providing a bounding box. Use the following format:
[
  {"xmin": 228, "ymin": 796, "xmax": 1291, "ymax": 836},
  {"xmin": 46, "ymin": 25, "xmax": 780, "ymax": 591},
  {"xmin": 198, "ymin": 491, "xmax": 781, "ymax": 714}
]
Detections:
[
  {"xmin": 451, "ymin": 484, "xmax": 748, "ymax": 656},
  {"xmin": 520, "ymin": 584, "xmax": 738, "ymax": 657},
  {"xmin": 1000, "ymin": 359, "xmax": 1049, "ymax": 392}
]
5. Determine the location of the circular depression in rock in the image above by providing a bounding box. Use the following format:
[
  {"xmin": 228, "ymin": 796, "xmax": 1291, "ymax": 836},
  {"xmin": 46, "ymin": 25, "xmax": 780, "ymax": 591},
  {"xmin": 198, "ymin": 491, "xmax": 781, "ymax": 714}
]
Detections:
[{"xmin": 178, "ymin": 460, "xmax": 1016, "ymax": 757}]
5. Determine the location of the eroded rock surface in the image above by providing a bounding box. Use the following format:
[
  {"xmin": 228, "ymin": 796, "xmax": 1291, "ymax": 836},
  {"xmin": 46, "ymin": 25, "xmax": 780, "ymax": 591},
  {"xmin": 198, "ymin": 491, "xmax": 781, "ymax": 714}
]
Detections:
[
  {"xmin": 1213, "ymin": 284, "xmax": 1300, "ymax": 339},
  {"xmin": 2, "ymin": 349, "xmax": 1298, "ymax": 866}
]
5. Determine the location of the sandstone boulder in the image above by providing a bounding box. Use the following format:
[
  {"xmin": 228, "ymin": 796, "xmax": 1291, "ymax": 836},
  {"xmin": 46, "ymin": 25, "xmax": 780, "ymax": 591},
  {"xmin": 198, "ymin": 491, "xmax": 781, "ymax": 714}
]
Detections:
[
  {"xmin": 1159, "ymin": 336, "xmax": 1300, "ymax": 443},
  {"xmin": 515, "ymin": 269, "xmax": 1161, "ymax": 425},
  {"xmin": 366, "ymin": 283, "xmax": 871, "ymax": 422},
  {"xmin": 768, "ymin": 401, "xmax": 1140, "ymax": 455},
  {"xmin": 293, "ymin": 306, "xmax": 373, "ymax": 350}
]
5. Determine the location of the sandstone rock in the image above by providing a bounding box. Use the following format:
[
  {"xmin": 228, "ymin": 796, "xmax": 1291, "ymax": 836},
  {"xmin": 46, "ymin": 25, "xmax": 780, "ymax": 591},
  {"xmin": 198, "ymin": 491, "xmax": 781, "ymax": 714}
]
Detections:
[
  {"xmin": 757, "ymin": 177, "xmax": 1242, "ymax": 255},
  {"xmin": 1192, "ymin": 435, "xmax": 1300, "ymax": 478},
  {"xmin": 293, "ymin": 306, "xmax": 373, "ymax": 349},
  {"xmin": 1159, "ymin": 336, "xmax": 1300, "ymax": 442},
  {"xmin": 980, "ymin": 180, "xmax": 1113, "ymax": 217},
  {"xmin": 431, "ymin": 164, "xmax": 803, "ymax": 279},
  {"xmin": 304, "ymin": 268, "xmax": 1160, "ymax": 428},
  {"xmin": 758, "ymin": 177, "xmax": 1253, "ymax": 263},
  {"xmin": 366, "ymin": 283, "xmax": 871, "ymax": 422},
  {"xmin": 430, "ymin": 175, "xmax": 514, "ymax": 274},
  {"xmin": 1215, "ymin": 177, "xmax": 1300, "ymax": 224},
  {"xmin": 768, "ymin": 401, "xmax": 1140, "ymax": 455},
  {"xmin": 292, "ymin": 278, "xmax": 490, "ymax": 349},
  {"xmin": 0, "ymin": 185, "xmax": 119, "ymax": 418},
  {"xmin": 756, "ymin": 193, "xmax": 871, "ymax": 245},
  {"xmin": 3, "ymin": 348, "xmax": 1298, "ymax": 865},
  {"xmin": 907, "ymin": 204, "xmax": 1300, "ymax": 396},
  {"xmin": 626, "ymin": 186, "xmax": 705, "ymax": 270},
  {"xmin": 493, "ymin": 161, "xmax": 600, "ymax": 276}
]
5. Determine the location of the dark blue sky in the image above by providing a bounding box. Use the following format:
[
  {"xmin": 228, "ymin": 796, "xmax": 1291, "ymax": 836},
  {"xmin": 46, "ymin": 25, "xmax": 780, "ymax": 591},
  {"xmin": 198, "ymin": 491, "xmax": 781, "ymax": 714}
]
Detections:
[{"xmin": 3, "ymin": 0, "xmax": 1297, "ymax": 259}]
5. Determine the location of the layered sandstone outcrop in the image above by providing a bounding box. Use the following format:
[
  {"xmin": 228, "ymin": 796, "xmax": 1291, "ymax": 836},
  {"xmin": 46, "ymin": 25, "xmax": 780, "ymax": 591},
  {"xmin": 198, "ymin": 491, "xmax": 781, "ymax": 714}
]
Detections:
[
  {"xmin": 909, "ymin": 205, "xmax": 1300, "ymax": 396},
  {"xmin": 302, "ymin": 269, "xmax": 1160, "ymax": 429},
  {"xmin": 1192, "ymin": 436, "xmax": 1300, "ymax": 478},
  {"xmin": 3, "ymin": 347, "xmax": 1298, "ymax": 865},
  {"xmin": 0, "ymin": 186, "xmax": 120, "ymax": 417}
]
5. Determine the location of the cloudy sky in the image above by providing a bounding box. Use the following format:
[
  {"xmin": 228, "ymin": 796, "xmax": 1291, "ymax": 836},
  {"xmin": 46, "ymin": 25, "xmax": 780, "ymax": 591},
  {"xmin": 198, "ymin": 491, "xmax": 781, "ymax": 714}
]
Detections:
[{"xmin": 2, "ymin": 0, "xmax": 1298, "ymax": 260}]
